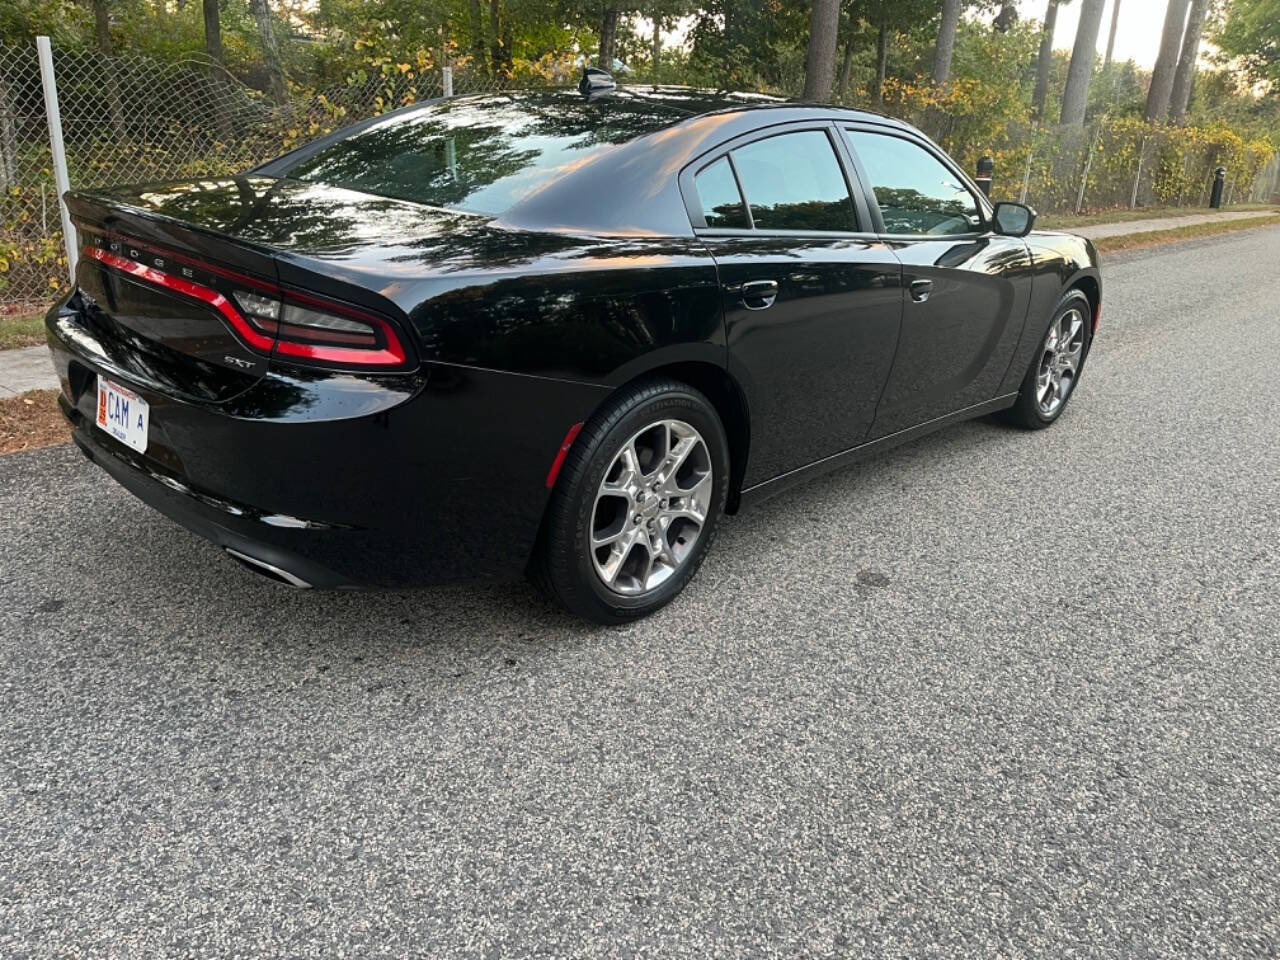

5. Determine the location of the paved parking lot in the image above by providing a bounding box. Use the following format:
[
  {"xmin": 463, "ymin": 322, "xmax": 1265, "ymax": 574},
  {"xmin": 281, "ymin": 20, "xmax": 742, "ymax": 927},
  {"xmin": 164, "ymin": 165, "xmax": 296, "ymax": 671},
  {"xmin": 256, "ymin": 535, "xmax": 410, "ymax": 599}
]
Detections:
[{"xmin": 2, "ymin": 227, "xmax": 1278, "ymax": 957}]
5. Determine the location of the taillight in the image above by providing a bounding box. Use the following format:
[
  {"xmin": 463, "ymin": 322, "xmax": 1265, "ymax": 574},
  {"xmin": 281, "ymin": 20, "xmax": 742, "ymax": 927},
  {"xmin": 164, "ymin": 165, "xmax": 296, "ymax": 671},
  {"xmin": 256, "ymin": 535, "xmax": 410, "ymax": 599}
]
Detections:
[
  {"xmin": 233, "ymin": 289, "xmax": 407, "ymax": 367},
  {"xmin": 84, "ymin": 241, "xmax": 410, "ymax": 370}
]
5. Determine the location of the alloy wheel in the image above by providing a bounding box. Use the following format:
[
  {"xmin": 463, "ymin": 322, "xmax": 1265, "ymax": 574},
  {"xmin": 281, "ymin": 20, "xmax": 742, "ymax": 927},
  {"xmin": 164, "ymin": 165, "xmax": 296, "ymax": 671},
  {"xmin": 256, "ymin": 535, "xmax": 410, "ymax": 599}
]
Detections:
[
  {"xmin": 1036, "ymin": 307, "xmax": 1085, "ymax": 417},
  {"xmin": 589, "ymin": 418, "xmax": 713, "ymax": 595}
]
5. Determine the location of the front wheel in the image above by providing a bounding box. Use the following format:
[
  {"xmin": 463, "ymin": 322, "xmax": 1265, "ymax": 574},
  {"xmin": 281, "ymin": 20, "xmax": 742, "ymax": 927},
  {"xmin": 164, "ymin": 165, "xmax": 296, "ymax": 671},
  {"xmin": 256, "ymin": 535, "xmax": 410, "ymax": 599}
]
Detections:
[
  {"xmin": 1004, "ymin": 289, "xmax": 1092, "ymax": 429},
  {"xmin": 531, "ymin": 378, "xmax": 730, "ymax": 624}
]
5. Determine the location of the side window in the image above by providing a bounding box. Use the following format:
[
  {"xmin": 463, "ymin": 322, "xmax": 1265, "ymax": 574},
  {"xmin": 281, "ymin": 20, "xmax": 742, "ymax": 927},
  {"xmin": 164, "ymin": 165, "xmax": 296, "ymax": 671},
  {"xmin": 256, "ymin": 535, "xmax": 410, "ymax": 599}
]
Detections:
[
  {"xmin": 694, "ymin": 157, "xmax": 749, "ymax": 229},
  {"xmin": 730, "ymin": 130, "xmax": 857, "ymax": 232},
  {"xmin": 845, "ymin": 130, "xmax": 979, "ymax": 236}
]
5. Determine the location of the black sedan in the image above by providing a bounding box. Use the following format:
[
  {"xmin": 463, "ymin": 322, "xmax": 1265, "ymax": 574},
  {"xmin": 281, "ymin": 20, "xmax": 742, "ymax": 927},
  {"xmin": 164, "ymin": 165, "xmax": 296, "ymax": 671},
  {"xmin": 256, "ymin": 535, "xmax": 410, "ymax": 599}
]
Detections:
[{"xmin": 47, "ymin": 76, "xmax": 1100, "ymax": 623}]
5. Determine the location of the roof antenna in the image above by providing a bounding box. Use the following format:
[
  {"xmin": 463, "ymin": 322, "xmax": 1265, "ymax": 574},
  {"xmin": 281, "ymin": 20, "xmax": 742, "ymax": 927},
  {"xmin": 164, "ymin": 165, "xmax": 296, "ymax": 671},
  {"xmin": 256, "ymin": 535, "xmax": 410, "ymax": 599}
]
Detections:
[{"xmin": 579, "ymin": 66, "xmax": 616, "ymax": 98}]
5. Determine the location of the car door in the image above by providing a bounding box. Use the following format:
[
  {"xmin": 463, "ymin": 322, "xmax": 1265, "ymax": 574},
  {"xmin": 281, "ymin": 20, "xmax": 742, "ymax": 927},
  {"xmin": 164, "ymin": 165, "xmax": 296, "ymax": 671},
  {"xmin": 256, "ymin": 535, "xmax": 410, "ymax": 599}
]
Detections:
[
  {"xmin": 683, "ymin": 124, "xmax": 904, "ymax": 488},
  {"xmin": 841, "ymin": 126, "xmax": 1034, "ymax": 440}
]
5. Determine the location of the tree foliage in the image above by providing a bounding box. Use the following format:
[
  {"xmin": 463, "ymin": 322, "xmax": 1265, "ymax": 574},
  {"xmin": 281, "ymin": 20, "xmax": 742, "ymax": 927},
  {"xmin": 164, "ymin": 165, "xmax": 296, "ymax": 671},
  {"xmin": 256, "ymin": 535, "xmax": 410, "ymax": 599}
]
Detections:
[{"xmin": 1212, "ymin": 0, "xmax": 1280, "ymax": 85}]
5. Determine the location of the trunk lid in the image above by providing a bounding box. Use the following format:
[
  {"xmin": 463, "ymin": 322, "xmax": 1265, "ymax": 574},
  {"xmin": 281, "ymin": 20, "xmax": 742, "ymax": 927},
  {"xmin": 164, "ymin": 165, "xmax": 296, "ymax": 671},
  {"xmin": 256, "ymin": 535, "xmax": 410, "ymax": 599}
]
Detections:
[{"xmin": 65, "ymin": 177, "xmax": 432, "ymax": 401}]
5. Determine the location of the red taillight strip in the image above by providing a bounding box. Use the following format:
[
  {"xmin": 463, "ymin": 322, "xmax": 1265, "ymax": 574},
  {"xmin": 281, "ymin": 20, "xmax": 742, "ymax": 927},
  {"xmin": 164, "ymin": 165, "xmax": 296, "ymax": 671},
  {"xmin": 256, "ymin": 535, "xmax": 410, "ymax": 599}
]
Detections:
[
  {"xmin": 545, "ymin": 422, "xmax": 584, "ymax": 489},
  {"xmin": 275, "ymin": 288, "xmax": 406, "ymax": 366},
  {"xmin": 84, "ymin": 245, "xmax": 408, "ymax": 368},
  {"xmin": 84, "ymin": 245, "xmax": 275, "ymax": 352}
]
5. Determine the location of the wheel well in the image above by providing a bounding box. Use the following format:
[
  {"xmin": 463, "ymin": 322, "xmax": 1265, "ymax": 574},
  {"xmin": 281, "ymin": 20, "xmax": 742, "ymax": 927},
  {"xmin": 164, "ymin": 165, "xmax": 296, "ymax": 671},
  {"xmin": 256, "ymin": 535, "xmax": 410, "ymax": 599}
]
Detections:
[
  {"xmin": 1071, "ymin": 275, "xmax": 1100, "ymax": 330},
  {"xmin": 620, "ymin": 362, "xmax": 750, "ymax": 514}
]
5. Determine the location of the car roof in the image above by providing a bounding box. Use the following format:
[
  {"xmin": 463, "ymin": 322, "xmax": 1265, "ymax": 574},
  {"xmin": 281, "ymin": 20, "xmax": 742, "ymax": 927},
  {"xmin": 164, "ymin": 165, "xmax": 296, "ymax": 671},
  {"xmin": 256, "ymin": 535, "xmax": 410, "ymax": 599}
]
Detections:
[
  {"xmin": 490, "ymin": 87, "xmax": 918, "ymax": 238},
  {"xmin": 500, "ymin": 84, "xmax": 911, "ymax": 129}
]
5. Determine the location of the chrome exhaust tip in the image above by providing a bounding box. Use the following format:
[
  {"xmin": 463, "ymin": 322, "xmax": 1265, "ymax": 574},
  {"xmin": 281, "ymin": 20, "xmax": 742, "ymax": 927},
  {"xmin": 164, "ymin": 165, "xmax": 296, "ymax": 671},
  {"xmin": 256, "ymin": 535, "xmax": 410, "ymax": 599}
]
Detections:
[{"xmin": 224, "ymin": 548, "xmax": 313, "ymax": 588}]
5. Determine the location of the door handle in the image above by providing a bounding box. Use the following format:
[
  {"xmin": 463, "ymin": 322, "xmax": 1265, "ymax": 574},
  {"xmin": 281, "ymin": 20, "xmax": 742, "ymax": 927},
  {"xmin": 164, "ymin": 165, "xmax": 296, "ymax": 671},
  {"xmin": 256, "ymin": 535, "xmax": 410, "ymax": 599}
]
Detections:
[
  {"xmin": 909, "ymin": 279, "xmax": 933, "ymax": 303},
  {"xmin": 739, "ymin": 279, "xmax": 779, "ymax": 310}
]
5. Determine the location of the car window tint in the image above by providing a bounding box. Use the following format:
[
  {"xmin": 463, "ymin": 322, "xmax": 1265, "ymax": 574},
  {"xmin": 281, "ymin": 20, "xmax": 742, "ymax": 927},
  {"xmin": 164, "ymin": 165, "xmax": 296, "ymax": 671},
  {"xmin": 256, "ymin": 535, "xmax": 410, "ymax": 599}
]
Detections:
[
  {"xmin": 694, "ymin": 157, "xmax": 750, "ymax": 228},
  {"xmin": 277, "ymin": 94, "xmax": 682, "ymax": 216},
  {"xmin": 845, "ymin": 131, "xmax": 979, "ymax": 236},
  {"xmin": 729, "ymin": 131, "xmax": 856, "ymax": 232}
]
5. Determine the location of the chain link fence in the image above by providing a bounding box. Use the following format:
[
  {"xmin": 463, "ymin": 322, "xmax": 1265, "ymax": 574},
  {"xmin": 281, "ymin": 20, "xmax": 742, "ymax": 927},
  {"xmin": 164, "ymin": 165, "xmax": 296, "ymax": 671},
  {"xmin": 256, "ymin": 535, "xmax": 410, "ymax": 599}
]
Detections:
[
  {"xmin": 3, "ymin": 39, "xmax": 1279, "ymax": 314},
  {"xmin": 0, "ymin": 41, "xmax": 505, "ymax": 311},
  {"xmin": 904, "ymin": 106, "xmax": 1280, "ymax": 216}
]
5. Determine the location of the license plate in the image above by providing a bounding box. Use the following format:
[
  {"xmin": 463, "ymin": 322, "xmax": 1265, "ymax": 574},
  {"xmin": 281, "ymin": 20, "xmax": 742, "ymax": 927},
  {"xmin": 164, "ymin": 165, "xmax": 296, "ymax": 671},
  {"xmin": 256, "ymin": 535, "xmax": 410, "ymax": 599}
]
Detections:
[{"xmin": 95, "ymin": 375, "xmax": 149, "ymax": 454}]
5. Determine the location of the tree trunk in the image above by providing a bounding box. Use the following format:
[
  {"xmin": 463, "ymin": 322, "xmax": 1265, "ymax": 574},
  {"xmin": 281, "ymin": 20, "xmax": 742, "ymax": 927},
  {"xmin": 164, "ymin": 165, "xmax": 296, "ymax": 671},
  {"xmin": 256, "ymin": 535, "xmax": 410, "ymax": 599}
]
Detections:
[
  {"xmin": 599, "ymin": 5, "xmax": 620, "ymax": 69},
  {"xmin": 932, "ymin": 0, "xmax": 962, "ymax": 85},
  {"xmin": 836, "ymin": 38, "xmax": 854, "ymax": 104},
  {"xmin": 1144, "ymin": 0, "xmax": 1190, "ymax": 121},
  {"xmin": 801, "ymin": 0, "xmax": 840, "ymax": 102},
  {"xmin": 1032, "ymin": 0, "xmax": 1059, "ymax": 121},
  {"xmin": 249, "ymin": 0, "xmax": 288, "ymax": 105},
  {"xmin": 873, "ymin": 23, "xmax": 888, "ymax": 105},
  {"xmin": 489, "ymin": 0, "xmax": 503, "ymax": 77},
  {"xmin": 652, "ymin": 17, "xmax": 661, "ymax": 85},
  {"xmin": 92, "ymin": 0, "xmax": 129, "ymax": 140},
  {"xmin": 1104, "ymin": 0, "xmax": 1121, "ymax": 67},
  {"xmin": 202, "ymin": 0, "xmax": 224, "ymax": 64},
  {"xmin": 1169, "ymin": 0, "xmax": 1208, "ymax": 124},
  {"xmin": 469, "ymin": 0, "xmax": 487, "ymax": 75},
  {"xmin": 1059, "ymin": 0, "xmax": 1106, "ymax": 126},
  {"xmin": 202, "ymin": 0, "xmax": 233, "ymax": 141}
]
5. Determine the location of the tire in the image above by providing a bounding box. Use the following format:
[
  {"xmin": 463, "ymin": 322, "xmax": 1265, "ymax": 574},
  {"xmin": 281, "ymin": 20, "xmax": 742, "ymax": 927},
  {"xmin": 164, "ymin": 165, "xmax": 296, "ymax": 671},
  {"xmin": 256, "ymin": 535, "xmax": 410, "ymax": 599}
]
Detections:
[
  {"xmin": 531, "ymin": 377, "xmax": 730, "ymax": 624},
  {"xmin": 1004, "ymin": 288, "xmax": 1093, "ymax": 430}
]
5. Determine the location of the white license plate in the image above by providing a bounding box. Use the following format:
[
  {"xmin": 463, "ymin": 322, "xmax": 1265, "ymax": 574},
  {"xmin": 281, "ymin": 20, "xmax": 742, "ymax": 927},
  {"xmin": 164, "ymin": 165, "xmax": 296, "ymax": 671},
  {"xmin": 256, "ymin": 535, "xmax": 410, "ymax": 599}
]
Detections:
[{"xmin": 95, "ymin": 375, "xmax": 149, "ymax": 454}]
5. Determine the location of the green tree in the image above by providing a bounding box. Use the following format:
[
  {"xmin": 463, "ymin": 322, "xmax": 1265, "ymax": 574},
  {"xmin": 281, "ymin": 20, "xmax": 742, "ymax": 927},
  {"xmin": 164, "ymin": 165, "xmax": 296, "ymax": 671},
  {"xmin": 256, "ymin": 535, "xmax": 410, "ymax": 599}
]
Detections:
[{"xmin": 1211, "ymin": 0, "xmax": 1280, "ymax": 85}]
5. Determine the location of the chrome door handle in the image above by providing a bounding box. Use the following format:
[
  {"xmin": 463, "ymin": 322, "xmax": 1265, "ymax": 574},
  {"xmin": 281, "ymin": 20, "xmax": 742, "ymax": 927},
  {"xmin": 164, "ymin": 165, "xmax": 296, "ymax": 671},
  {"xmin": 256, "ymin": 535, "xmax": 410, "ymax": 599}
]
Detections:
[
  {"xmin": 740, "ymin": 279, "xmax": 779, "ymax": 310},
  {"xmin": 909, "ymin": 279, "xmax": 933, "ymax": 303}
]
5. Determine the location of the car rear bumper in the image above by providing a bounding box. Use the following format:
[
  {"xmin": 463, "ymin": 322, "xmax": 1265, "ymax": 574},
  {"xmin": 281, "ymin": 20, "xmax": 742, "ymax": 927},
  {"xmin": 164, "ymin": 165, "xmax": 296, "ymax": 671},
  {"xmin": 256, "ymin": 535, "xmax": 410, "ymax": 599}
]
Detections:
[{"xmin": 47, "ymin": 295, "xmax": 612, "ymax": 588}]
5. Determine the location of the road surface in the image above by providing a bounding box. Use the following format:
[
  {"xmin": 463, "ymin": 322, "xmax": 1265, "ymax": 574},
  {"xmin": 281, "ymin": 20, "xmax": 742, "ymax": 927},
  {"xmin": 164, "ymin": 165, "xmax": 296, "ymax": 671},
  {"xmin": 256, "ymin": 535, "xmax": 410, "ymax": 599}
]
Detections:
[{"xmin": 2, "ymin": 226, "xmax": 1278, "ymax": 957}]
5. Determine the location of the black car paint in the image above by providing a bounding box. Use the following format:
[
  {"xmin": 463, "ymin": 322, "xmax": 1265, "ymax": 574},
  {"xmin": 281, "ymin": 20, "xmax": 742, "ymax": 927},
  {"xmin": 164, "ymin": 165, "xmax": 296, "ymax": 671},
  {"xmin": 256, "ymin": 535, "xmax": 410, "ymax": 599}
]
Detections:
[{"xmin": 46, "ymin": 90, "xmax": 1100, "ymax": 588}]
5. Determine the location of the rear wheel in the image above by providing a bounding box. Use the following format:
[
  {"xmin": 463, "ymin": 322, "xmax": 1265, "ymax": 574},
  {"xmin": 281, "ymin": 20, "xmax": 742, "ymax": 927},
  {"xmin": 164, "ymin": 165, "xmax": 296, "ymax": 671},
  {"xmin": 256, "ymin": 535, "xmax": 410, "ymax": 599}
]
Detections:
[
  {"xmin": 1005, "ymin": 289, "xmax": 1091, "ymax": 429},
  {"xmin": 532, "ymin": 378, "xmax": 729, "ymax": 624}
]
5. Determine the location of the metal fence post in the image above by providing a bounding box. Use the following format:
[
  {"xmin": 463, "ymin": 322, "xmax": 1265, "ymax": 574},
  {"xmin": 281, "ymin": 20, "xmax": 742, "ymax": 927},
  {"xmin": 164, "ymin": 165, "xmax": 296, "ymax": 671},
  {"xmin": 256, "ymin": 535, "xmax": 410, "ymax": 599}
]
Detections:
[
  {"xmin": 1075, "ymin": 128, "xmax": 1098, "ymax": 215},
  {"xmin": 442, "ymin": 66, "xmax": 453, "ymax": 98},
  {"xmin": 1018, "ymin": 145, "xmax": 1034, "ymax": 204},
  {"xmin": 1129, "ymin": 136, "xmax": 1145, "ymax": 208},
  {"xmin": 36, "ymin": 36, "xmax": 76, "ymax": 284}
]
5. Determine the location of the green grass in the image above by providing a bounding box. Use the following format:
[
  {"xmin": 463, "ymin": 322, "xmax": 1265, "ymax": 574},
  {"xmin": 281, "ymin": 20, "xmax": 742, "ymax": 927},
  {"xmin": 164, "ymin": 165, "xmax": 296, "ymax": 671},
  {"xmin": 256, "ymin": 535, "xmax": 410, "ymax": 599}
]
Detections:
[
  {"xmin": 1039, "ymin": 203, "xmax": 1278, "ymax": 230},
  {"xmin": 1091, "ymin": 214, "xmax": 1280, "ymax": 253},
  {"xmin": 0, "ymin": 312, "xmax": 47, "ymax": 351}
]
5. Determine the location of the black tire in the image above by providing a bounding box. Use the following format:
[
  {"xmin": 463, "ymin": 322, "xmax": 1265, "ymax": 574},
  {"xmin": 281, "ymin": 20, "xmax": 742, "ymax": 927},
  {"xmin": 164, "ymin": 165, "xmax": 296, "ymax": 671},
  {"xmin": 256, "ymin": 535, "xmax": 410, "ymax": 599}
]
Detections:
[
  {"xmin": 1004, "ymin": 288, "xmax": 1093, "ymax": 430},
  {"xmin": 530, "ymin": 377, "xmax": 730, "ymax": 624}
]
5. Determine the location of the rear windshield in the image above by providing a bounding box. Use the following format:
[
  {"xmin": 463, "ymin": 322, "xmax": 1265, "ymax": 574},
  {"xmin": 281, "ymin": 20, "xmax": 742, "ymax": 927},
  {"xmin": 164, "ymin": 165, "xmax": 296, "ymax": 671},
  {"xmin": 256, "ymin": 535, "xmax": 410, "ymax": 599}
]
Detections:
[{"xmin": 276, "ymin": 94, "xmax": 681, "ymax": 216}]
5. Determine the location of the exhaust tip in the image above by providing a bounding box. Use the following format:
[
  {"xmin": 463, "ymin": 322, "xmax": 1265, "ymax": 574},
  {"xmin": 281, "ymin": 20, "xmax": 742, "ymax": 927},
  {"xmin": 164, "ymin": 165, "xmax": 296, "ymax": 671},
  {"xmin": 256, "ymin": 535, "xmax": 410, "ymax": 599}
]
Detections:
[{"xmin": 224, "ymin": 548, "xmax": 312, "ymax": 588}]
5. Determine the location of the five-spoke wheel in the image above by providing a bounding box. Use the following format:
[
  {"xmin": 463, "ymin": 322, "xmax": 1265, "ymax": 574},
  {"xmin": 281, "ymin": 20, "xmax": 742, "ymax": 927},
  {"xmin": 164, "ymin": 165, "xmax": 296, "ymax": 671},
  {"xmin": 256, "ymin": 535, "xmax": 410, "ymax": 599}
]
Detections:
[
  {"xmin": 1006, "ymin": 288, "xmax": 1092, "ymax": 429},
  {"xmin": 1035, "ymin": 306, "xmax": 1085, "ymax": 417},
  {"xmin": 590, "ymin": 419, "xmax": 713, "ymax": 595},
  {"xmin": 531, "ymin": 378, "xmax": 729, "ymax": 624}
]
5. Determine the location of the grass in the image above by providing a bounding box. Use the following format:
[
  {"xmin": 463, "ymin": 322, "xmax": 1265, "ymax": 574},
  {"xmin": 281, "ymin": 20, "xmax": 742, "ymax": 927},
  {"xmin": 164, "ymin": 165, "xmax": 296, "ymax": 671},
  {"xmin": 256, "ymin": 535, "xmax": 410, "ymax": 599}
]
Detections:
[
  {"xmin": 0, "ymin": 389, "xmax": 68, "ymax": 455},
  {"xmin": 1039, "ymin": 203, "xmax": 1278, "ymax": 230},
  {"xmin": 0, "ymin": 312, "xmax": 47, "ymax": 351},
  {"xmin": 1091, "ymin": 213, "xmax": 1280, "ymax": 254}
]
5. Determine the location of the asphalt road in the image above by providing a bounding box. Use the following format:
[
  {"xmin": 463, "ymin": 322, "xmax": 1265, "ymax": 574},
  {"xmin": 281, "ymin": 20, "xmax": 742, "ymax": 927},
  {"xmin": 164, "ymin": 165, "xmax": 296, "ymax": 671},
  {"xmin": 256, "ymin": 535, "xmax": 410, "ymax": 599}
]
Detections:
[{"xmin": 3, "ymin": 226, "xmax": 1279, "ymax": 958}]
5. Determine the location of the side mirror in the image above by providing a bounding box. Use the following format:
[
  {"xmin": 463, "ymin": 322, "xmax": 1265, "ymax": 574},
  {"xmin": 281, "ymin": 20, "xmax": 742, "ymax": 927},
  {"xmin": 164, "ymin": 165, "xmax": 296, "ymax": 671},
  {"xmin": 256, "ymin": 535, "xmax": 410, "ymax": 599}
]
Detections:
[{"xmin": 992, "ymin": 201, "xmax": 1036, "ymax": 237}]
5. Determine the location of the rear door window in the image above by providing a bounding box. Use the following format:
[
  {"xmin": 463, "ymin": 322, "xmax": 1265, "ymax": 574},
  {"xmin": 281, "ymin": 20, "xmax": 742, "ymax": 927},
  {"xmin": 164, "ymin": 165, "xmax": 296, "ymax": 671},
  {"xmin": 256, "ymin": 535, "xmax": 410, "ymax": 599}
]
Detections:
[{"xmin": 729, "ymin": 130, "xmax": 857, "ymax": 232}]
